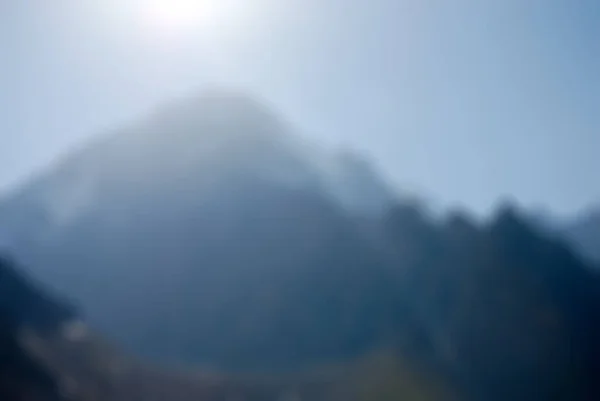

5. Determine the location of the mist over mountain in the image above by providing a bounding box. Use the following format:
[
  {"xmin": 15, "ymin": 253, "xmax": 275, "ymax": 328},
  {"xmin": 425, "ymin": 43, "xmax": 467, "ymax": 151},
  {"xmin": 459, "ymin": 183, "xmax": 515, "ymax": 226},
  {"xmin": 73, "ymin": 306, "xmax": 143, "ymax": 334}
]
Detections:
[
  {"xmin": 1, "ymin": 91, "xmax": 394, "ymax": 236},
  {"xmin": 1, "ymin": 90, "xmax": 600, "ymax": 401}
]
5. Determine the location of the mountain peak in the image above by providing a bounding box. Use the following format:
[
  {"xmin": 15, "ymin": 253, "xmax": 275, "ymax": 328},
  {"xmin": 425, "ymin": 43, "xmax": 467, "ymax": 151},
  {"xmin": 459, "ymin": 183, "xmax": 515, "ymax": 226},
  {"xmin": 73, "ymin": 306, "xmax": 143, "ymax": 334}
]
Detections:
[{"xmin": 144, "ymin": 88, "xmax": 288, "ymax": 144}]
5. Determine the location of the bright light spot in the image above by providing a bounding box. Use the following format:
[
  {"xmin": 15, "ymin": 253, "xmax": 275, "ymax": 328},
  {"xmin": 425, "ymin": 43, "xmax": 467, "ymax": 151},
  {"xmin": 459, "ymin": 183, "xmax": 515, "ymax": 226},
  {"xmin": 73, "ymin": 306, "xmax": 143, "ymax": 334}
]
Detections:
[{"xmin": 143, "ymin": 0, "xmax": 221, "ymax": 33}]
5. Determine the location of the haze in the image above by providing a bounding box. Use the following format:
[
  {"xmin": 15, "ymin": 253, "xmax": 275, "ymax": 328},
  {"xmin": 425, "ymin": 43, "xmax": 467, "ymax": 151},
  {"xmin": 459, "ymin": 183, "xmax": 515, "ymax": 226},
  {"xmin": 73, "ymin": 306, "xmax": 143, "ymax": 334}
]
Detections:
[{"xmin": 1, "ymin": 0, "xmax": 599, "ymax": 214}]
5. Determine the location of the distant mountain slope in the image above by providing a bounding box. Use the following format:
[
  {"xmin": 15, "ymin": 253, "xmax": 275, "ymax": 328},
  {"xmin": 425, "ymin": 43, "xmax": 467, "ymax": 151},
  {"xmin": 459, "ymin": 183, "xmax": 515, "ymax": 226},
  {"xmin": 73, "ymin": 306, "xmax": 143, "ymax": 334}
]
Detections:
[
  {"xmin": 1, "ymin": 90, "xmax": 599, "ymax": 401},
  {"xmin": 562, "ymin": 208, "xmax": 600, "ymax": 263},
  {"xmin": 526, "ymin": 207, "xmax": 600, "ymax": 264},
  {"xmin": 0, "ymin": 91, "xmax": 394, "ymax": 235},
  {"xmin": 0, "ymin": 91, "xmax": 398, "ymax": 369}
]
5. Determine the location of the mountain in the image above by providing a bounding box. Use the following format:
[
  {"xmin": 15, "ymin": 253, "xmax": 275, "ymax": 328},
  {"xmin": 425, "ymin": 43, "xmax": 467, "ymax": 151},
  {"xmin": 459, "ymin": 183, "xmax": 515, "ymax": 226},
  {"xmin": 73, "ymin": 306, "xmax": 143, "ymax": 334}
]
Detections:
[
  {"xmin": 561, "ymin": 208, "xmax": 600, "ymax": 264},
  {"xmin": 381, "ymin": 203, "xmax": 600, "ymax": 400},
  {"xmin": 0, "ymin": 91, "xmax": 399, "ymax": 369},
  {"xmin": 1, "ymin": 90, "xmax": 600, "ymax": 400},
  {"xmin": 525, "ymin": 207, "xmax": 600, "ymax": 264},
  {"xmin": 0, "ymin": 91, "xmax": 394, "ymax": 236}
]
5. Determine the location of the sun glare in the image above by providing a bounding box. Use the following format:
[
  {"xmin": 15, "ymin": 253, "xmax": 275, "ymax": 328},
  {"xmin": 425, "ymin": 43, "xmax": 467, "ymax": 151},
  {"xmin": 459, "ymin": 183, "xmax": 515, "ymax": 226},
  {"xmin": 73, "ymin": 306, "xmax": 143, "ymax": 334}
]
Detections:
[{"xmin": 144, "ymin": 0, "xmax": 218, "ymax": 32}]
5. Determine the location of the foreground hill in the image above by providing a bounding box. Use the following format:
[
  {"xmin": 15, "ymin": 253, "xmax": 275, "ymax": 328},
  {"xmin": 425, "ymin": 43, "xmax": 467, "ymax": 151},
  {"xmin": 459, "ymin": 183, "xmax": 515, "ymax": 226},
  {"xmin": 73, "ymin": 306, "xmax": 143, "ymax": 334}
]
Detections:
[
  {"xmin": 0, "ymin": 256, "xmax": 75, "ymax": 400},
  {"xmin": 1, "ymin": 90, "xmax": 599, "ymax": 400},
  {"xmin": 0, "ymin": 254, "xmax": 458, "ymax": 401}
]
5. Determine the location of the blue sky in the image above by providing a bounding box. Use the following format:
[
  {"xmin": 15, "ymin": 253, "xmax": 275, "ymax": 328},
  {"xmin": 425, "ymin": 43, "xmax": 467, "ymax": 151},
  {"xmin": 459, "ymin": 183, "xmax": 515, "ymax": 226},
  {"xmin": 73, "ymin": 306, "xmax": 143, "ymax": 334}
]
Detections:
[{"xmin": 1, "ymin": 0, "xmax": 599, "ymax": 215}]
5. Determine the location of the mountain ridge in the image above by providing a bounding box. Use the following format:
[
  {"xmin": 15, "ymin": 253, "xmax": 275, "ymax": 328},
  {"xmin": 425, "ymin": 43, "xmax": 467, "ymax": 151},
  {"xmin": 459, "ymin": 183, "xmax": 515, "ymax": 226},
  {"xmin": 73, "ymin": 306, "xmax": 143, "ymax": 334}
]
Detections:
[{"xmin": 1, "ymin": 90, "xmax": 600, "ymax": 400}]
